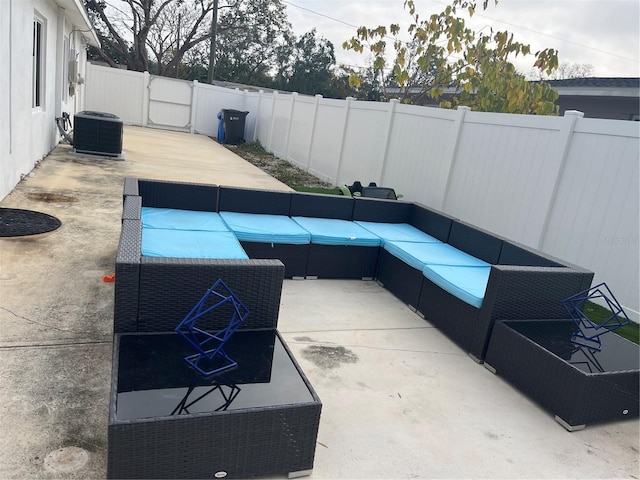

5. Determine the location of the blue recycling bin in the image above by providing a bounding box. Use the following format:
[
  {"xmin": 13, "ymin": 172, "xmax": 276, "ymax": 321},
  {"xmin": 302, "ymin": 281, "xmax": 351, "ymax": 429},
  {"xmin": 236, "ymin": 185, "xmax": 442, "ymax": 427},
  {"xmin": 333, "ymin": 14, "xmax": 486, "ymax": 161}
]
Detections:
[{"xmin": 217, "ymin": 111, "xmax": 225, "ymax": 143}]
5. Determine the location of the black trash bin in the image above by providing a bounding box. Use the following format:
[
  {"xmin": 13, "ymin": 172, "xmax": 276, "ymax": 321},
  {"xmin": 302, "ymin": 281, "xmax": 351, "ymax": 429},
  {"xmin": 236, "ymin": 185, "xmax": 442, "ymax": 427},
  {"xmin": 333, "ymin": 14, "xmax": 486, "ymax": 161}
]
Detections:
[{"xmin": 220, "ymin": 109, "xmax": 249, "ymax": 145}]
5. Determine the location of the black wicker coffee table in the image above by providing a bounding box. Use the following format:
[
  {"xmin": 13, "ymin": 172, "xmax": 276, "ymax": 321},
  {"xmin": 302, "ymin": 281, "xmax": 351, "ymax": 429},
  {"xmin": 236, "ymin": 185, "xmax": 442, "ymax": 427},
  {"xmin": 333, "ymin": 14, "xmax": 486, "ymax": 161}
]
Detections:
[
  {"xmin": 485, "ymin": 319, "xmax": 639, "ymax": 431},
  {"xmin": 108, "ymin": 330, "xmax": 321, "ymax": 479}
]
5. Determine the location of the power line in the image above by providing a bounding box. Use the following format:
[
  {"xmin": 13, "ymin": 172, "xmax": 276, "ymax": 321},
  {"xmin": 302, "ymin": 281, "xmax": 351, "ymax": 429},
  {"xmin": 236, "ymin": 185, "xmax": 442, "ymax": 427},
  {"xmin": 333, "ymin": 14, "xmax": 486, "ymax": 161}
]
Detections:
[{"xmin": 284, "ymin": 0, "xmax": 639, "ymax": 65}]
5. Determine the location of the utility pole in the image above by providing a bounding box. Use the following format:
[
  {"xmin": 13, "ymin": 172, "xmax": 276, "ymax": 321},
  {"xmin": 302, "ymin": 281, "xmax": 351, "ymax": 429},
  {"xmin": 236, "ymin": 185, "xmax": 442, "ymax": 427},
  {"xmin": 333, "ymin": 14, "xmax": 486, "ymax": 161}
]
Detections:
[
  {"xmin": 176, "ymin": 12, "xmax": 181, "ymax": 78},
  {"xmin": 207, "ymin": 0, "xmax": 219, "ymax": 84}
]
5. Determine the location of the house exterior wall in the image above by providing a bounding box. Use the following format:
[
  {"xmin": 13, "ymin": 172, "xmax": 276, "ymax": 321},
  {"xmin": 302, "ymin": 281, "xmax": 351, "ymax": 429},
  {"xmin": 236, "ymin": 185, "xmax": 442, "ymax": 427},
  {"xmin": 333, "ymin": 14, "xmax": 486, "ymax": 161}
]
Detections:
[
  {"xmin": 0, "ymin": 0, "xmax": 92, "ymax": 201},
  {"xmin": 555, "ymin": 96, "xmax": 639, "ymax": 121}
]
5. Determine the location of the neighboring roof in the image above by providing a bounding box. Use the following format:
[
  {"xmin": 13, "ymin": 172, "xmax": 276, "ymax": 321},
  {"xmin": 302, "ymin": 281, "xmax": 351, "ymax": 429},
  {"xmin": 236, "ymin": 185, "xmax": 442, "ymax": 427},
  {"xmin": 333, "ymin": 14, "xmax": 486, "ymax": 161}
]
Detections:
[
  {"xmin": 545, "ymin": 77, "xmax": 639, "ymax": 97},
  {"xmin": 55, "ymin": 0, "xmax": 100, "ymax": 47},
  {"xmin": 546, "ymin": 77, "xmax": 639, "ymax": 88}
]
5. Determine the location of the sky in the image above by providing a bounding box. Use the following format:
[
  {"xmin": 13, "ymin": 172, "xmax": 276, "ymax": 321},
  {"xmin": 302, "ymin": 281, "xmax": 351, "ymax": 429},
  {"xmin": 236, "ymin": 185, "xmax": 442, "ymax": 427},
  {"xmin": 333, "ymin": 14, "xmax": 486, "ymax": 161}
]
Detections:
[{"xmin": 283, "ymin": 0, "xmax": 640, "ymax": 78}]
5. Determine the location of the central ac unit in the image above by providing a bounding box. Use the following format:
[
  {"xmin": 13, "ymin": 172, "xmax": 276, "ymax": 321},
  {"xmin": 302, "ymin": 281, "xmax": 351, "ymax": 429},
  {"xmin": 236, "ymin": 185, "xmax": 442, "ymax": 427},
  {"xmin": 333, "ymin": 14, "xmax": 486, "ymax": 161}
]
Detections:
[{"xmin": 73, "ymin": 111, "xmax": 123, "ymax": 157}]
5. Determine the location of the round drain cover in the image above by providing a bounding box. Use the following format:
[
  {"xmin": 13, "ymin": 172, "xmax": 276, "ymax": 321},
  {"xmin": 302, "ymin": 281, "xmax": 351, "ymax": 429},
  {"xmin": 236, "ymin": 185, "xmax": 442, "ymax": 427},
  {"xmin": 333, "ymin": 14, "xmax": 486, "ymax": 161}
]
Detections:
[
  {"xmin": 0, "ymin": 208, "xmax": 61, "ymax": 237},
  {"xmin": 44, "ymin": 447, "xmax": 89, "ymax": 473}
]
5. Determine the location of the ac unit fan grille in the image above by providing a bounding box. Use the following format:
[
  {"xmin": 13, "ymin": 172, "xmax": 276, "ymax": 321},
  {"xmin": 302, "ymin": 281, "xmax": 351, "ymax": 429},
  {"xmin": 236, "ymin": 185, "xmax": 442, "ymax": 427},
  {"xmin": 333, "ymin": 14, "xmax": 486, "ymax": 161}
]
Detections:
[{"xmin": 73, "ymin": 111, "xmax": 123, "ymax": 156}]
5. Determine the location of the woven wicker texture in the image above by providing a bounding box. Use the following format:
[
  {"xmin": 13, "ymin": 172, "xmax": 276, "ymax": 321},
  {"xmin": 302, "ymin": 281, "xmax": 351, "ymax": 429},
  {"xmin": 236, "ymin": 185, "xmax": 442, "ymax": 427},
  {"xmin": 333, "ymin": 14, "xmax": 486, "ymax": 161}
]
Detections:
[
  {"xmin": 448, "ymin": 221, "xmax": 504, "ymax": 264},
  {"xmin": 486, "ymin": 320, "xmax": 639, "ymax": 428},
  {"xmin": 139, "ymin": 179, "xmax": 218, "ymax": 211},
  {"xmin": 121, "ymin": 195, "xmax": 141, "ymax": 220},
  {"xmin": 306, "ymin": 244, "xmax": 379, "ymax": 279},
  {"xmin": 290, "ymin": 192, "xmax": 354, "ymax": 220},
  {"xmin": 240, "ymin": 242, "xmax": 310, "ymax": 278},
  {"xmin": 137, "ymin": 258, "xmax": 284, "ymax": 332},
  {"xmin": 218, "ymin": 186, "xmax": 292, "ymax": 215},
  {"xmin": 352, "ymin": 197, "xmax": 413, "ymax": 223},
  {"xmin": 114, "ymin": 220, "xmax": 142, "ymax": 332},
  {"xmin": 375, "ymin": 249, "xmax": 424, "ymax": 310},
  {"xmin": 123, "ymin": 177, "xmax": 139, "ymax": 197},
  {"xmin": 108, "ymin": 332, "xmax": 322, "ymax": 479},
  {"xmin": 409, "ymin": 203, "xmax": 456, "ymax": 242}
]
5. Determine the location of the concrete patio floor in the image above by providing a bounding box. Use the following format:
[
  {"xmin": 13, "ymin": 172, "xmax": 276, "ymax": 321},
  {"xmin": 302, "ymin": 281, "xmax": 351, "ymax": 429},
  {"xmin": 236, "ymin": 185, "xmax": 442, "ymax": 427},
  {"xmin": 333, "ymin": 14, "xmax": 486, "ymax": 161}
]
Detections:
[{"xmin": 0, "ymin": 126, "xmax": 637, "ymax": 479}]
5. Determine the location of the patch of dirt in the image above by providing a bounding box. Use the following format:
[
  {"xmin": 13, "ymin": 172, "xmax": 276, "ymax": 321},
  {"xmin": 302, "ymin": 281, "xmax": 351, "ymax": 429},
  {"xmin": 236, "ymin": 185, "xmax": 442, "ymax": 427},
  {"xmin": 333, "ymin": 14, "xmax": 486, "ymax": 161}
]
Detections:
[{"xmin": 223, "ymin": 143, "xmax": 333, "ymax": 189}]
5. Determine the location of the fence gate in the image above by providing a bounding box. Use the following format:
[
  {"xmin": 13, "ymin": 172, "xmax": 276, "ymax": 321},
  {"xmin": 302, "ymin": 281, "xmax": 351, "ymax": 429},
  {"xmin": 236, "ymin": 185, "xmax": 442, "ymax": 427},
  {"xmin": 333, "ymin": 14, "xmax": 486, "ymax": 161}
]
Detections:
[{"xmin": 147, "ymin": 76, "xmax": 192, "ymax": 131}]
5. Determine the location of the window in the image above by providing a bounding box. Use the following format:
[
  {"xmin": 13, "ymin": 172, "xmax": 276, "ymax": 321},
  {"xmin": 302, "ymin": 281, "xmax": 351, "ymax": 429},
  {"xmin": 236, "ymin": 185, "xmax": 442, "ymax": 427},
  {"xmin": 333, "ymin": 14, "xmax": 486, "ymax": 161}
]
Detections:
[{"xmin": 32, "ymin": 17, "xmax": 44, "ymax": 108}]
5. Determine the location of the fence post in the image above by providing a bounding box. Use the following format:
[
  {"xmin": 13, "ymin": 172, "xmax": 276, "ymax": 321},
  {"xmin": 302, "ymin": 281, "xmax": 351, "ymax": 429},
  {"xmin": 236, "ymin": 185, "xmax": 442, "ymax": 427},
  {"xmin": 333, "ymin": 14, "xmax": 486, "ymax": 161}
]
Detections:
[
  {"xmin": 253, "ymin": 90, "xmax": 264, "ymax": 143},
  {"xmin": 378, "ymin": 99, "xmax": 399, "ymax": 185},
  {"xmin": 440, "ymin": 106, "xmax": 471, "ymax": 211},
  {"xmin": 284, "ymin": 92, "xmax": 298, "ymax": 161},
  {"xmin": 537, "ymin": 109, "xmax": 584, "ymax": 249},
  {"xmin": 334, "ymin": 97, "xmax": 354, "ymax": 185},
  {"xmin": 305, "ymin": 94, "xmax": 323, "ymax": 172},
  {"xmin": 267, "ymin": 91, "xmax": 278, "ymax": 153},
  {"xmin": 142, "ymin": 71, "xmax": 150, "ymax": 127},
  {"xmin": 189, "ymin": 80, "xmax": 198, "ymax": 134}
]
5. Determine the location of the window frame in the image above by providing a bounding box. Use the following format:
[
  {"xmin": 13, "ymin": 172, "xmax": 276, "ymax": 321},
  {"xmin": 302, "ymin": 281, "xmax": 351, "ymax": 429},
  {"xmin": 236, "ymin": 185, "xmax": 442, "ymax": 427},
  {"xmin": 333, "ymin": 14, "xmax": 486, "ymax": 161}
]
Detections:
[{"xmin": 32, "ymin": 15, "xmax": 45, "ymax": 109}]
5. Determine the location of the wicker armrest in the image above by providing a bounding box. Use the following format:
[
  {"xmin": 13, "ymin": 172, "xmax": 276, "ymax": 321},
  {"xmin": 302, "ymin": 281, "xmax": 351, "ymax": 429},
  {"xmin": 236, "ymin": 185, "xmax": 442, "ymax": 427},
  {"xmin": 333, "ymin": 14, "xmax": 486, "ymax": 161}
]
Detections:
[
  {"xmin": 114, "ymin": 219, "xmax": 143, "ymax": 332},
  {"xmin": 470, "ymin": 265, "xmax": 594, "ymax": 361}
]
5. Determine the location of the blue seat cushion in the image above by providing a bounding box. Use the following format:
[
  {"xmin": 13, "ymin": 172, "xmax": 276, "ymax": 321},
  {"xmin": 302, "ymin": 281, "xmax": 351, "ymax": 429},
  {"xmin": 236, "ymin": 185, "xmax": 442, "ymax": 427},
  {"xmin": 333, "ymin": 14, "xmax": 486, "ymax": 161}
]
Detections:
[
  {"xmin": 422, "ymin": 265, "xmax": 491, "ymax": 308},
  {"xmin": 384, "ymin": 241, "xmax": 490, "ymax": 271},
  {"xmin": 292, "ymin": 217, "xmax": 382, "ymax": 246},
  {"xmin": 219, "ymin": 211, "xmax": 311, "ymax": 244},
  {"xmin": 142, "ymin": 228, "xmax": 249, "ymax": 259},
  {"xmin": 142, "ymin": 207, "xmax": 229, "ymax": 232},
  {"xmin": 354, "ymin": 221, "xmax": 441, "ymax": 244}
]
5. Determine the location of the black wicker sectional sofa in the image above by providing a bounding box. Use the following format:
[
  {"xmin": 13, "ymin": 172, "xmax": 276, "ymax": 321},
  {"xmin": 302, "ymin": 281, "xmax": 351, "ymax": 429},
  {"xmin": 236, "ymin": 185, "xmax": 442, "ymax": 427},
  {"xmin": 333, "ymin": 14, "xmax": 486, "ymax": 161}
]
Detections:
[{"xmin": 116, "ymin": 178, "xmax": 594, "ymax": 363}]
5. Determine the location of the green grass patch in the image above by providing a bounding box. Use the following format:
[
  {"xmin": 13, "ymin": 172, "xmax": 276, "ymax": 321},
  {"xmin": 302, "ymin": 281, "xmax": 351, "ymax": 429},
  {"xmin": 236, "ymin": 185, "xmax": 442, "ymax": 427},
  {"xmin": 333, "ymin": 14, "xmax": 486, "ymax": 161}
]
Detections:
[
  {"xmin": 234, "ymin": 142, "xmax": 269, "ymax": 156},
  {"xmin": 292, "ymin": 186, "xmax": 341, "ymax": 195},
  {"xmin": 582, "ymin": 301, "xmax": 639, "ymax": 345}
]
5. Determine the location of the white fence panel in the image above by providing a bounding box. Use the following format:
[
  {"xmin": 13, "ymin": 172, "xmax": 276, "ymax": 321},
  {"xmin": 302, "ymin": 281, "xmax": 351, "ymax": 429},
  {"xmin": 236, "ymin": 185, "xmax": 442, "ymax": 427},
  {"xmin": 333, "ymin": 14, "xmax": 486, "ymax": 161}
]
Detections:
[
  {"xmin": 287, "ymin": 95, "xmax": 318, "ymax": 169},
  {"xmin": 541, "ymin": 118, "xmax": 640, "ymax": 317},
  {"xmin": 444, "ymin": 112, "xmax": 567, "ymax": 245},
  {"xmin": 383, "ymin": 104, "xmax": 459, "ymax": 208},
  {"xmin": 338, "ymin": 101, "xmax": 390, "ymax": 186},
  {"xmin": 193, "ymin": 84, "xmax": 254, "ymax": 138},
  {"xmin": 267, "ymin": 93, "xmax": 294, "ymax": 159},
  {"xmin": 255, "ymin": 91, "xmax": 274, "ymax": 145},
  {"xmin": 83, "ymin": 65, "xmax": 640, "ymax": 319},
  {"xmin": 85, "ymin": 63, "xmax": 145, "ymax": 124},
  {"xmin": 307, "ymin": 98, "xmax": 348, "ymax": 183}
]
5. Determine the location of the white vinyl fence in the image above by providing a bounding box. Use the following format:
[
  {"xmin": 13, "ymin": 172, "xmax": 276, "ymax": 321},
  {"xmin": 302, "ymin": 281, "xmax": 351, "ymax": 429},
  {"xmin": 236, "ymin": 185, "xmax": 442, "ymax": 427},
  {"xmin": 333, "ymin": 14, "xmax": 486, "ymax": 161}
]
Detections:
[{"xmin": 85, "ymin": 63, "xmax": 640, "ymax": 319}]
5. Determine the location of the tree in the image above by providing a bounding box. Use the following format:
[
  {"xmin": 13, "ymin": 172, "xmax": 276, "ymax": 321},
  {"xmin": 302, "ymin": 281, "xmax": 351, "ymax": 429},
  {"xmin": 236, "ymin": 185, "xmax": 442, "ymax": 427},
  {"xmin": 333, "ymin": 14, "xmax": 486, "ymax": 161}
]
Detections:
[
  {"xmin": 212, "ymin": 0, "xmax": 293, "ymax": 86},
  {"xmin": 529, "ymin": 63, "xmax": 595, "ymax": 81},
  {"xmin": 343, "ymin": 0, "xmax": 560, "ymax": 115},
  {"xmin": 84, "ymin": 0, "xmax": 293, "ymax": 81},
  {"xmin": 85, "ymin": 0, "xmax": 215, "ymax": 74},
  {"xmin": 276, "ymin": 29, "xmax": 346, "ymax": 98}
]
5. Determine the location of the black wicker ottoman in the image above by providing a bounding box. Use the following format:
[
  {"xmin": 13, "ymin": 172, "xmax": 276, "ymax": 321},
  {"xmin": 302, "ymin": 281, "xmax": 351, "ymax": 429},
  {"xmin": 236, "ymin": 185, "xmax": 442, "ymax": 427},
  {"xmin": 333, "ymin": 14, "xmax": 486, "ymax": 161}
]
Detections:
[
  {"xmin": 108, "ymin": 330, "xmax": 322, "ymax": 479},
  {"xmin": 485, "ymin": 319, "xmax": 639, "ymax": 431}
]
